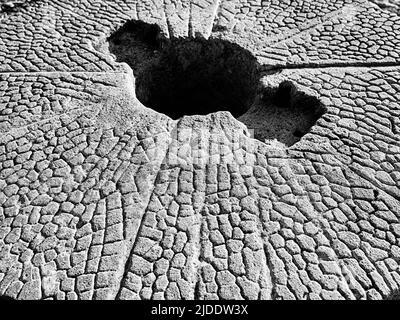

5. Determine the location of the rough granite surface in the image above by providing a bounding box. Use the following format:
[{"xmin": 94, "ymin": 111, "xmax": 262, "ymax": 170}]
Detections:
[{"xmin": 0, "ymin": 0, "xmax": 399, "ymax": 300}]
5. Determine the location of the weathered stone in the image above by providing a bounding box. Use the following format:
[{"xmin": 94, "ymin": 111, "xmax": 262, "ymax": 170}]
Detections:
[{"xmin": 1, "ymin": 0, "xmax": 400, "ymax": 302}]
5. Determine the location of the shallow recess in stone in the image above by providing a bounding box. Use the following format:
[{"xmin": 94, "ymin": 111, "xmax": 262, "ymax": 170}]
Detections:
[
  {"xmin": 107, "ymin": 20, "xmax": 326, "ymax": 147},
  {"xmin": 238, "ymin": 80, "xmax": 327, "ymax": 147}
]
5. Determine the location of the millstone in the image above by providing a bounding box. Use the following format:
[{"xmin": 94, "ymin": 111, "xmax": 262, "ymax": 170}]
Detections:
[{"xmin": 0, "ymin": 0, "xmax": 400, "ymax": 300}]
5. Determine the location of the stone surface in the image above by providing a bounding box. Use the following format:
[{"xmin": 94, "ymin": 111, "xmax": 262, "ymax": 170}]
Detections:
[{"xmin": 0, "ymin": 0, "xmax": 400, "ymax": 300}]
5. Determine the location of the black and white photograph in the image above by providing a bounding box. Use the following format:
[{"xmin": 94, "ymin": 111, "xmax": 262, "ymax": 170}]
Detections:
[{"xmin": 0, "ymin": 0, "xmax": 399, "ymax": 313}]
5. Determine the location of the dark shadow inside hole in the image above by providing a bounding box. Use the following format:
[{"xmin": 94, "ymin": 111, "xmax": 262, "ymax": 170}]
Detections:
[
  {"xmin": 108, "ymin": 20, "xmax": 259, "ymax": 120},
  {"xmin": 108, "ymin": 20, "xmax": 161, "ymax": 49},
  {"xmin": 107, "ymin": 20, "xmax": 326, "ymax": 146}
]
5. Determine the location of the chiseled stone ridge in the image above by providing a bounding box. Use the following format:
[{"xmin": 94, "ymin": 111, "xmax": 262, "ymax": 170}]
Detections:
[{"xmin": 0, "ymin": 0, "xmax": 399, "ymax": 300}]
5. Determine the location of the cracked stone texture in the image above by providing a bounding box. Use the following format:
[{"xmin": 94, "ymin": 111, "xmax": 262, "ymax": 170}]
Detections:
[{"xmin": 0, "ymin": 0, "xmax": 400, "ymax": 300}]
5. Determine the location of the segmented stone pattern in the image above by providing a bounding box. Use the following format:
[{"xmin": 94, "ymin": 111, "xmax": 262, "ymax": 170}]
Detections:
[{"xmin": 0, "ymin": 0, "xmax": 400, "ymax": 300}]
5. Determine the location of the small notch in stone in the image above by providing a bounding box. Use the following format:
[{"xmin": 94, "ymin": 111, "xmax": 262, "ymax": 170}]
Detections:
[
  {"xmin": 273, "ymin": 80, "xmax": 297, "ymax": 109},
  {"xmin": 212, "ymin": 24, "xmax": 229, "ymax": 32}
]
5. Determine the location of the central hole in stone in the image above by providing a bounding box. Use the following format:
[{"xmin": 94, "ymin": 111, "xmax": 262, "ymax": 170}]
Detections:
[
  {"xmin": 108, "ymin": 21, "xmax": 259, "ymax": 119},
  {"xmin": 107, "ymin": 20, "xmax": 326, "ymax": 147}
]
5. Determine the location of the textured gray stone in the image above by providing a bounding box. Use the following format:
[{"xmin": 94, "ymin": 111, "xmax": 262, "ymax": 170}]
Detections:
[{"xmin": 1, "ymin": 0, "xmax": 400, "ymax": 301}]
